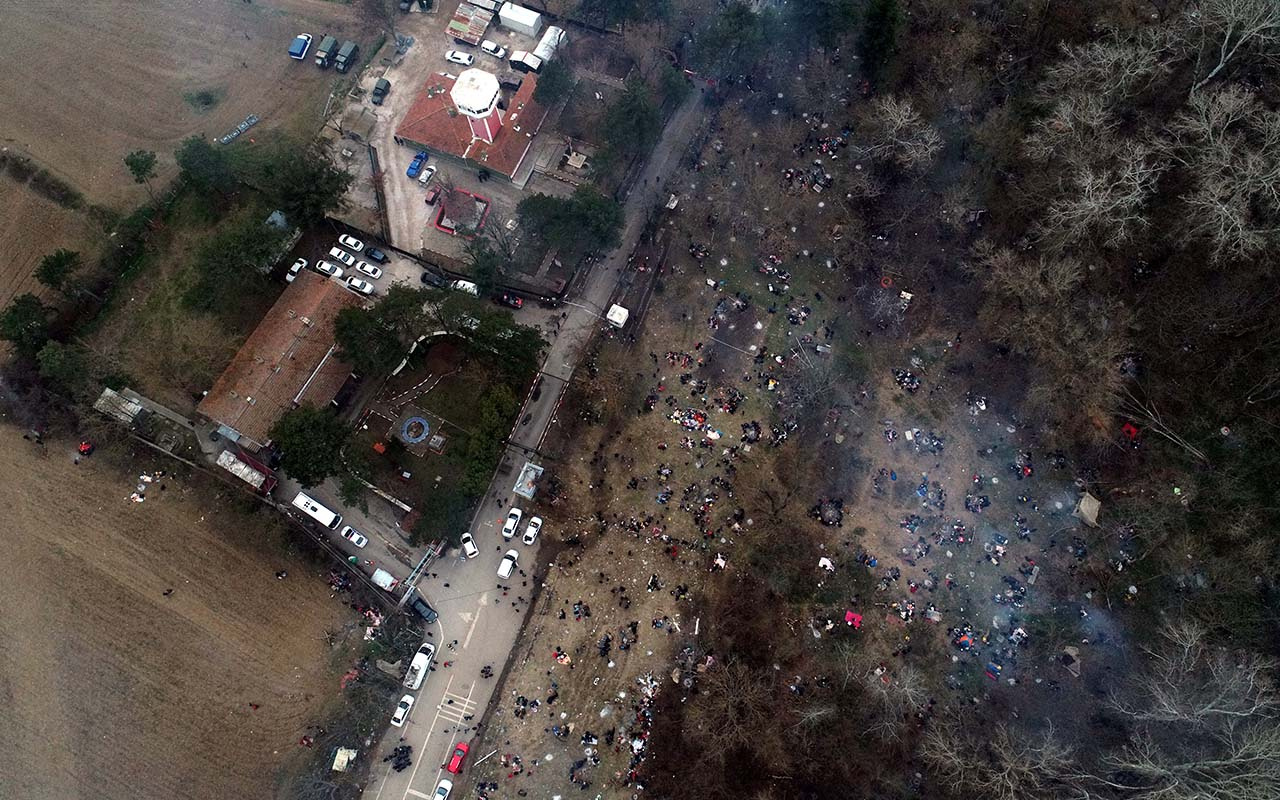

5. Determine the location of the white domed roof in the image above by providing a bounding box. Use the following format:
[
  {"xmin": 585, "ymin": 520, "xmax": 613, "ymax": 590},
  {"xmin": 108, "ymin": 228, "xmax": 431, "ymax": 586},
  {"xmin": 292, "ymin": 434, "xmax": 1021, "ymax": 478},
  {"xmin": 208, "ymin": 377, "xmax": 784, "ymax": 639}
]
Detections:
[{"xmin": 451, "ymin": 69, "xmax": 500, "ymax": 117}]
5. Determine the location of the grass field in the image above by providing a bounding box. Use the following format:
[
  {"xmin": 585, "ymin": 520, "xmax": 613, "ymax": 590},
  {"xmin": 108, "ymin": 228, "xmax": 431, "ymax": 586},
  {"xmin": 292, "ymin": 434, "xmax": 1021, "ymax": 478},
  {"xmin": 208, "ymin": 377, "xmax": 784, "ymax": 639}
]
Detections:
[
  {"xmin": 0, "ymin": 175, "xmax": 104, "ymax": 307},
  {"xmin": 0, "ymin": 427, "xmax": 361, "ymax": 800}
]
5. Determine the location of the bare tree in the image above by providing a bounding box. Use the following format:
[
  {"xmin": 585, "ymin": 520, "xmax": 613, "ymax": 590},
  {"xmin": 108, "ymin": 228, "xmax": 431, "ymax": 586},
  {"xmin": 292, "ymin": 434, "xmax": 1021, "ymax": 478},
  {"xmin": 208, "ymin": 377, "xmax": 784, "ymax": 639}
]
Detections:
[
  {"xmin": 1036, "ymin": 140, "xmax": 1163, "ymax": 250},
  {"xmin": 924, "ymin": 719, "xmax": 1076, "ymax": 800},
  {"xmin": 850, "ymin": 97, "xmax": 944, "ymax": 172},
  {"xmin": 1185, "ymin": 0, "xmax": 1280, "ymax": 93}
]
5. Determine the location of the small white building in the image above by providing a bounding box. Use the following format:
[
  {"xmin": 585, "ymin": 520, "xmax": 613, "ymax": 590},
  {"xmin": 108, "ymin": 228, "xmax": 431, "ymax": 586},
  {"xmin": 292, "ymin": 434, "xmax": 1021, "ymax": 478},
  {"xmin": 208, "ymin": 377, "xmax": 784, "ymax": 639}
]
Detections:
[
  {"xmin": 607, "ymin": 304, "xmax": 630, "ymax": 329},
  {"xmin": 499, "ymin": 2, "xmax": 543, "ymax": 38}
]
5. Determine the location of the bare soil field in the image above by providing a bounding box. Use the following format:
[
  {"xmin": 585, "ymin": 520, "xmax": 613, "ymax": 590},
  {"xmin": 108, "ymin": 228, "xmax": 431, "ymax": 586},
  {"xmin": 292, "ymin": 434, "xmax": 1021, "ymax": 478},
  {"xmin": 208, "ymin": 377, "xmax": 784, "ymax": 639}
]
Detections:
[
  {"xmin": 0, "ymin": 176, "xmax": 103, "ymax": 306},
  {"xmin": 0, "ymin": 0, "xmax": 374, "ymax": 209},
  {"xmin": 0, "ymin": 427, "xmax": 357, "ymax": 800}
]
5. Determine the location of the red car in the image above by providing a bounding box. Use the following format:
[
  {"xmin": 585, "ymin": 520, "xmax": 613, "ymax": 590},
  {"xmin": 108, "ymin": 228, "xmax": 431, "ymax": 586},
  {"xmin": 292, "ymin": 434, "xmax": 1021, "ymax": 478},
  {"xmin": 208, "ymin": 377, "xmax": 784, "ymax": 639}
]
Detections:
[
  {"xmin": 496, "ymin": 292, "xmax": 523, "ymax": 309},
  {"xmin": 445, "ymin": 741, "xmax": 469, "ymax": 774}
]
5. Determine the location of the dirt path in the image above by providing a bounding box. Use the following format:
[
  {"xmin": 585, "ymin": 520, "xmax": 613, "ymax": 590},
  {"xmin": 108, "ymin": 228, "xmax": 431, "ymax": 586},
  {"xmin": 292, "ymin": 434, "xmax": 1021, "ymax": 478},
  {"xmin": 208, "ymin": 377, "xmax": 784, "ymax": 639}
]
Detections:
[{"xmin": 0, "ymin": 428, "xmax": 354, "ymax": 800}]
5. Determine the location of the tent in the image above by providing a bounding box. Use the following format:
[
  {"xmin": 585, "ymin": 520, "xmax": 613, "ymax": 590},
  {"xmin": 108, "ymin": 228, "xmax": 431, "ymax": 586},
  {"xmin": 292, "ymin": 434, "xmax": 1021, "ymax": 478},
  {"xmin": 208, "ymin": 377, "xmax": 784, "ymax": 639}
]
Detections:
[{"xmin": 1074, "ymin": 492, "xmax": 1101, "ymax": 527}]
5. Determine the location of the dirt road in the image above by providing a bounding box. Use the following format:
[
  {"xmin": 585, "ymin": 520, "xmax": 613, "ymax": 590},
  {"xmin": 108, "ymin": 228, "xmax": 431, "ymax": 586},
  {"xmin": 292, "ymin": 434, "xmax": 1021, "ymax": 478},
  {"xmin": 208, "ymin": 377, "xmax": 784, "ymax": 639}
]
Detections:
[{"xmin": 0, "ymin": 428, "xmax": 355, "ymax": 800}]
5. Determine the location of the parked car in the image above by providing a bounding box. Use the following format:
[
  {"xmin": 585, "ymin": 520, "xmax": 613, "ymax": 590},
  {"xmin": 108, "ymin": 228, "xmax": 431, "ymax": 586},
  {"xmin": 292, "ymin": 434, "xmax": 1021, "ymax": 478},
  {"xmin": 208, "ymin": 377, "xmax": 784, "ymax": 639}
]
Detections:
[
  {"xmin": 433, "ymin": 779, "xmax": 453, "ymax": 800},
  {"xmin": 355, "ymin": 261, "xmax": 383, "ymax": 279},
  {"xmin": 288, "ymin": 33, "xmax": 313, "ymax": 60},
  {"xmin": 328, "ymin": 247, "xmax": 356, "ymax": 267},
  {"xmin": 445, "ymin": 50, "xmax": 475, "ymax": 66},
  {"xmin": 460, "ymin": 532, "xmax": 479, "ymax": 559},
  {"xmin": 407, "ymin": 151, "xmax": 428, "ymax": 179},
  {"xmin": 390, "ymin": 694, "xmax": 415, "ymax": 727},
  {"xmin": 366, "ymin": 247, "xmax": 389, "ymax": 264},
  {"xmin": 495, "ymin": 292, "xmax": 523, "ymax": 309},
  {"xmin": 451, "ymin": 279, "xmax": 479, "ymax": 296},
  {"xmin": 497, "ymin": 549, "xmax": 519, "ymax": 579},
  {"xmin": 371, "ymin": 77, "xmax": 391, "ymax": 105},
  {"xmin": 418, "ymin": 164, "xmax": 437, "ymax": 186},
  {"xmin": 338, "ymin": 234, "xmax": 365, "ymax": 252},
  {"xmin": 445, "ymin": 742, "xmax": 470, "ymax": 774},
  {"xmin": 409, "ymin": 592, "xmax": 439, "ymax": 623},
  {"xmin": 345, "ymin": 277, "xmax": 375, "ymax": 295},
  {"xmin": 421, "ymin": 270, "xmax": 448, "ymax": 288},
  {"xmin": 315, "ymin": 260, "xmax": 344, "ymax": 279},
  {"xmin": 339, "ymin": 525, "xmax": 368, "ymax": 547},
  {"xmin": 286, "ymin": 257, "xmax": 307, "ymax": 283},
  {"xmin": 501, "ymin": 508, "xmax": 523, "ymax": 539},
  {"xmin": 480, "ymin": 40, "xmax": 508, "ymax": 59},
  {"xmin": 522, "ymin": 516, "xmax": 542, "ymax": 546}
]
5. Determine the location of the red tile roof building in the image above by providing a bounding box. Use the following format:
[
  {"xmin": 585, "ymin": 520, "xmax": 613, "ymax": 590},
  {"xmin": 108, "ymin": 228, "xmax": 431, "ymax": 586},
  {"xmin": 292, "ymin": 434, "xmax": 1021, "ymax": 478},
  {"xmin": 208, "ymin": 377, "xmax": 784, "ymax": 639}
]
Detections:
[
  {"xmin": 394, "ymin": 70, "xmax": 549, "ymax": 181},
  {"xmin": 196, "ymin": 271, "xmax": 363, "ymax": 451}
]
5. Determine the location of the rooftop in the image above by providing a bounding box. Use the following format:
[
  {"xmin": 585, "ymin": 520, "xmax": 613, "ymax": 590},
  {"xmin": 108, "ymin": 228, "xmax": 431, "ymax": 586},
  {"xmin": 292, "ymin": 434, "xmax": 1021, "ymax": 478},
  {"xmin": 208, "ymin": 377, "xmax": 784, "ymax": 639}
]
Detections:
[
  {"xmin": 196, "ymin": 271, "xmax": 363, "ymax": 449},
  {"xmin": 447, "ymin": 2, "xmax": 494, "ymax": 46},
  {"xmin": 452, "ymin": 68, "xmax": 501, "ymax": 116},
  {"xmin": 396, "ymin": 72, "xmax": 549, "ymax": 180}
]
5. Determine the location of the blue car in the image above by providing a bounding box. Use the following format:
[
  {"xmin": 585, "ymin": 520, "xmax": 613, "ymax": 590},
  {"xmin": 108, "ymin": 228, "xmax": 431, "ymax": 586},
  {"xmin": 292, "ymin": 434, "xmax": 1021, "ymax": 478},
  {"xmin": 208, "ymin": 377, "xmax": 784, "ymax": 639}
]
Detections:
[{"xmin": 406, "ymin": 151, "xmax": 428, "ymax": 179}]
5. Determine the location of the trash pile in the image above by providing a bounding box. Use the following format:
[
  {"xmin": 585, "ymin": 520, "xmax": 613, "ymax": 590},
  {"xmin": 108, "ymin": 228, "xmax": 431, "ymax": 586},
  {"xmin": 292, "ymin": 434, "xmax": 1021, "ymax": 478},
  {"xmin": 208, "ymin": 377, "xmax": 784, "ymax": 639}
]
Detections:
[{"xmin": 127, "ymin": 470, "xmax": 167, "ymax": 503}]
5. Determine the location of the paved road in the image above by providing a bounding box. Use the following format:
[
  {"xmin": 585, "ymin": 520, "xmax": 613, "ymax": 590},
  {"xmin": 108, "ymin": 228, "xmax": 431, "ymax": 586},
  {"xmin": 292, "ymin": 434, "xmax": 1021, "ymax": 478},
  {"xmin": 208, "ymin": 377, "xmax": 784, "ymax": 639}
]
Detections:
[{"xmin": 360, "ymin": 90, "xmax": 707, "ymax": 800}]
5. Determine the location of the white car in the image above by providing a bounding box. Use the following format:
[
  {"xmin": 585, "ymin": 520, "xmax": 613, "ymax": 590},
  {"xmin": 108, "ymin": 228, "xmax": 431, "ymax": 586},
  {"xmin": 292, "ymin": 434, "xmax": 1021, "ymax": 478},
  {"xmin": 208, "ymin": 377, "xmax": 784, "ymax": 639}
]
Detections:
[
  {"xmin": 315, "ymin": 260, "xmax": 344, "ymax": 279},
  {"xmin": 480, "ymin": 40, "xmax": 507, "ymax": 59},
  {"xmin": 501, "ymin": 508, "xmax": 523, "ymax": 540},
  {"xmin": 404, "ymin": 642, "xmax": 436, "ymax": 690},
  {"xmin": 497, "ymin": 549, "xmax": 519, "ymax": 580},
  {"xmin": 338, "ymin": 234, "xmax": 364, "ymax": 252},
  {"xmin": 339, "ymin": 525, "xmax": 368, "ymax": 548},
  {"xmin": 286, "ymin": 257, "xmax": 307, "ymax": 283},
  {"xmin": 390, "ymin": 694, "xmax": 415, "ymax": 727},
  {"xmin": 355, "ymin": 261, "xmax": 383, "ymax": 279},
  {"xmin": 460, "ymin": 532, "xmax": 479, "ymax": 559},
  {"xmin": 328, "ymin": 247, "xmax": 356, "ymax": 267},
  {"xmin": 433, "ymin": 779, "xmax": 453, "ymax": 800},
  {"xmin": 522, "ymin": 516, "xmax": 542, "ymax": 546},
  {"xmin": 346, "ymin": 277, "xmax": 375, "ymax": 295},
  {"xmin": 445, "ymin": 50, "xmax": 474, "ymax": 66},
  {"xmin": 451, "ymin": 279, "xmax": 479, "ymax": 296},
  {"xmin": 418, "ymin": 164, "xmax": 437, "ymax": 186}
]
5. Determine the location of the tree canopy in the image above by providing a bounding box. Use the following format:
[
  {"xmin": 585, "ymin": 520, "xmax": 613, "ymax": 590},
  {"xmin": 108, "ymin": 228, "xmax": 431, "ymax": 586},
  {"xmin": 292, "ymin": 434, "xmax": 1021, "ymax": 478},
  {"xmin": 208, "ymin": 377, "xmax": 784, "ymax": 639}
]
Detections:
[
  {"xmin": 334, "ymin": 285, "xmax": 432, "ymax": 376},
  {"xmin": 175, "ymin": 135, "xmax": 236, "ymax": 195},
  {"xmin": 604, "ymin": 77, "xmax": 662, "ymax": 158},
  {"xmin": 35, "ymin": 249, "xmax": 82, "ymax": 293},
  {"xmin": 183, "ymin": 213, "xmax": 287, "ymax": 312},
  {"xmin": 516, "ymin": 186, "xmax": 623, "ymax": 252},
  {"xmin": 0, "ymin": 293, "xmax": 52, "ymax": 358},
  {"xmin": 533, "ymin": 60, "xmax": 574, "ymax": 106},
  {"xmin": 251, "ymin": 141, "xmax": 353, "ymax": 226},
  {"xmin": 270, "ymin": 405, "xmax": 350, "ymax": 488}
]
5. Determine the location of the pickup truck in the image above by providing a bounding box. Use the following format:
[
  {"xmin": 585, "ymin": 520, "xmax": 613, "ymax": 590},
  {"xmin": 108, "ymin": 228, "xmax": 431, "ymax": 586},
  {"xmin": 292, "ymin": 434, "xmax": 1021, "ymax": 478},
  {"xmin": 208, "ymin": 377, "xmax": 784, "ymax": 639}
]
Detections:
[
  {"xmin": 288, "ymin": 33, "xmax": 313, "ymax": 60},
  {"xmin": 371, "ymin": 568, "xmax": 400, "ymax": 591}
]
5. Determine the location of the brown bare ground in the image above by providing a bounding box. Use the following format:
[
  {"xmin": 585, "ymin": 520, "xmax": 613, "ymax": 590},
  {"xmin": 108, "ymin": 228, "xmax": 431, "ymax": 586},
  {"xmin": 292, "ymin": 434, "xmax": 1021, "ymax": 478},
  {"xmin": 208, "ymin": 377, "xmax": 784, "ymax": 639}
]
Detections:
[
  {"xmin": 0, "ymin": 427, "xmax": 355, "ymax": 800},
  {"xmin": 0, "ymin": 0, "xmax": 373, "ymax": 209},
  {"xmin": 0, "ymin": 176, "xmax": 103, "ymax": 307}
]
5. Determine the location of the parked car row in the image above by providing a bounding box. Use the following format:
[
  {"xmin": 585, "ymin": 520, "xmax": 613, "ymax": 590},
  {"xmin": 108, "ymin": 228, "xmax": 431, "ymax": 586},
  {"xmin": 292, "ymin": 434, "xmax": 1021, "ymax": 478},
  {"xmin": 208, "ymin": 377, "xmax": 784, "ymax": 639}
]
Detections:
[{"xmin": 284, "ymin": 235, "xmax": 389, "ymax": 297}]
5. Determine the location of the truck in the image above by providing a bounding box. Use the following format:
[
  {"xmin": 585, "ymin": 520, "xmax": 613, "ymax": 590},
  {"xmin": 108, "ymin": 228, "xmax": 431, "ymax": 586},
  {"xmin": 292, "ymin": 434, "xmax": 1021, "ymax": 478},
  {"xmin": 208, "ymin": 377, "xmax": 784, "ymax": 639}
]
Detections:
[
  {"xmin": 334, "ymin": 40, "xmax": 360, "ymax": 74},
  {"xmin": 371, "ymin": 568, "xmax": 400, "ymax": 591},
  {"xmin": 292, "ymin": 491, "xmax": 342, "ymax": 529},
  {"xmin": 314, "ymin": 34, "xmax": 338, "ymax": 68}
]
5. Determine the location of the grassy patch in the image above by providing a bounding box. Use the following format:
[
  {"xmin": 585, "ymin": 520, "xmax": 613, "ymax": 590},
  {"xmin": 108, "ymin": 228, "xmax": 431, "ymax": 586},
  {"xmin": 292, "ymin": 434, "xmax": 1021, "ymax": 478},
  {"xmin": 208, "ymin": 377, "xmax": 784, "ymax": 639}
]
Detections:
[{"xmin": 182, "ymin": 86, "xmax": 226, "ymax": 114}]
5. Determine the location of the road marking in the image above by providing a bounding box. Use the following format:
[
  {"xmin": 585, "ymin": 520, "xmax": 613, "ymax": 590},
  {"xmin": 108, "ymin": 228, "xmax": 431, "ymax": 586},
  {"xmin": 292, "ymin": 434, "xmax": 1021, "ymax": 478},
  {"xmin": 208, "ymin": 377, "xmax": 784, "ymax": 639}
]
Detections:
[
  {"xmin": 407, "ymin": 791, "xmax": 431, "ymax": 799},
  {"xmin": 393, "ymin": 671, "xmax": 454, "ymax": 800},
  {"xmin": 462, "ymin": 593, "xmax": 487, "ymax": 649}
]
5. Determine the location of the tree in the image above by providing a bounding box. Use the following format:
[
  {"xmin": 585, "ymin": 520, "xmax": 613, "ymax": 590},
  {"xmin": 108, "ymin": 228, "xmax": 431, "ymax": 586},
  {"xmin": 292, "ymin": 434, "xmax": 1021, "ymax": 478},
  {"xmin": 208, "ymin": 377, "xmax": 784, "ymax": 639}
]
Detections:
[
  {"xmin": 270, "ymin": 405, "xmax": 350, "ymax": 487},
  {"xmin": 790, "ymin": 0, "xmax": 859, "ymax": 49},
  {"xmin": 850, "ymin": 96, "xmax": 943, "ymax": 172},
  {"xmin": 533, "ymin": 60, "xmax": 574, "ymax": 106},
  {"xmin": 858, "ymin": 0, "xmax": 904, "ymax": 84},
  {"xmin": 604, "ymin": 76, "xmax": 661, "ymax": 158},
  {"xmin": 1186, "ymin": 0, "xmax": 1280, "ymax": 94},
  {"xmin": 693, "ymin": 2, "xmax": 766, "ymax": 77},
  {"xmin": 1036, "ymin": 140, "xmax": 1163, "ymax": 251},
  {"xmin": 124, "ymin": 150, "xmax": 158, "ymax": 198},
  {"xmin": 1093, "ymin": 621, "xmax": 1280, "ymax": 800},
  {"xmin": 255, "ymin": 141, "xmax": 352, "ymax": 226},
  {"xmin": 924, "ymin": 720, "xmax": 1075, "ymax": 800},
  {"xmin": 334, "ymin": 286, "xmax": 431, "ymax": 376},
  {"xmin": 183, "ymin": 213, "xmax": 286, "ymax": 312},
  {"xmin": 175, "ymin": 135, "xmax": 236, "ymax": 196},
  {"xmin": 0, "ymin": 293, "xmax": 52, "ymax": 357},
  {"xmin": 516, "ymin": 186, "xmax": 623, "ymax": 251},
  {"xmin": 35, "ymin": 249, "xmax": 82, "ymax": 293},
  {"xmin": 36, "ymin": 341, "xmax": 92, "ymax": 398}
]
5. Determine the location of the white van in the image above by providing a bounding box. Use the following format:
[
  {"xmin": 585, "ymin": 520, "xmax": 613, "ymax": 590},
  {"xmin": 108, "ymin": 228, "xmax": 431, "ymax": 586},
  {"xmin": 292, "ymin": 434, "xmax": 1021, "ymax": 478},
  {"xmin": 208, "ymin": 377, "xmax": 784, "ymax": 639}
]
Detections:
[
  {"xmin": 404, "ymin": 642, "xmax": 436, "ymax": 689},
  {"xmin": 451, "ymin": 279, "xmax": 479, "ymax": 296},
  {"xmin": 291, "ymin": 491, "xmax": 342, "ymax": 529}
]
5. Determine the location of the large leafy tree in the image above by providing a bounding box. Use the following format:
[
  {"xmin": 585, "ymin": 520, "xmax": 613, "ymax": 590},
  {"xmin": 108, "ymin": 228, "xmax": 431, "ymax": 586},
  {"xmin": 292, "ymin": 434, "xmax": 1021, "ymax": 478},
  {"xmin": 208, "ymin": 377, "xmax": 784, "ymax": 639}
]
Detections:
[
  {"xmin": 256, "ymin": 142, "xmax": 353, "ymax": 226},
  {"xmin": 175, "ymin": 135, "xmax": 236, "ymax": 196},
  {"xmin": 124, "ymin": 150, "xmax": 158, "ymax": 198},
  {"xmin": 516, "ymin": 186, "xmax": 623, "ymax": 252},
  {"xmin": 333, "ymin": 286, "xmax": 432, "ymax": 376},
  {"xmin": 533, "ymin": 60, "xmax": 574, "ymax": 106},
  {"xmin": 270, "ymin": 405, "xmax": 350, "ymax": 487},
  {"xmin": 604, "ymin": 77, "xmax": 661, "ymax": 158},
  {"xmin": 0, "ymin": 293, "xmax": 52, "ymax": 357},
  {"xmin": 35, "ymin": 249, "xmax": 82, "ymax": 293}
]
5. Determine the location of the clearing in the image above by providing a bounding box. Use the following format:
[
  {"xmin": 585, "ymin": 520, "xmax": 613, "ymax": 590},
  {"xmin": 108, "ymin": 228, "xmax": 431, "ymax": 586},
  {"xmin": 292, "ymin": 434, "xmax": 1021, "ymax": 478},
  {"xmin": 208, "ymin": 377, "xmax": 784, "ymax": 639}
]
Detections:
[
  {"xmin": 0, "ymin": 427, "xmax": 360, "ymax": 800},
  {"xmin": 0, "ymin": 174, "xmax": 104, "ymax": 307},
  {"xmin": 0, "ymin": 0, "xmax": 372, "ymax": 209}
]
